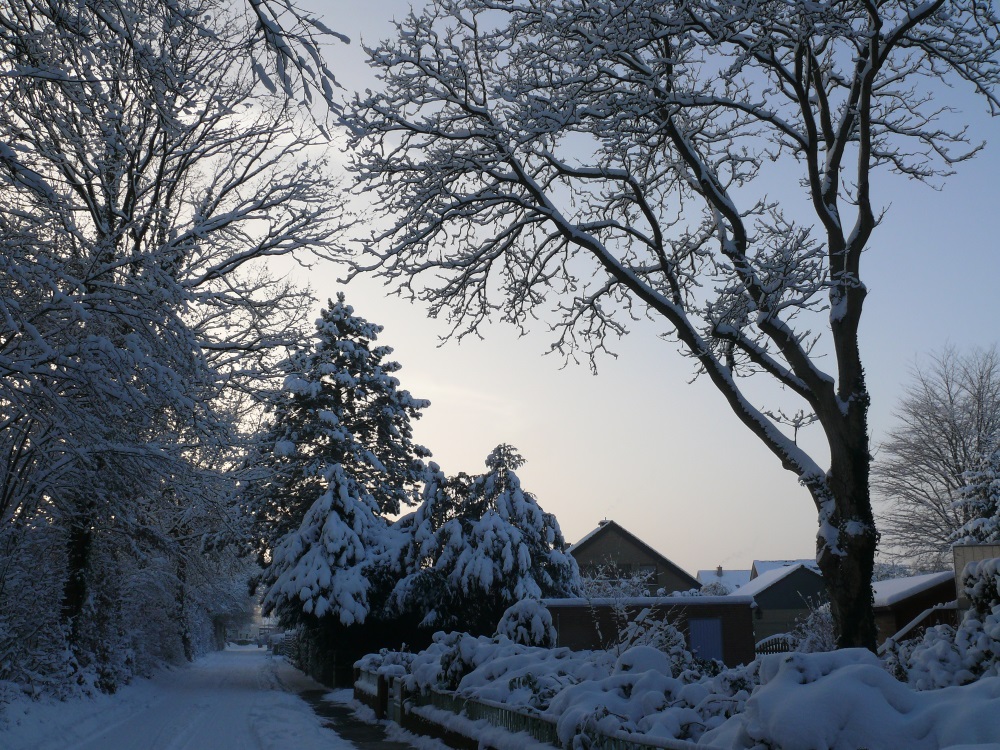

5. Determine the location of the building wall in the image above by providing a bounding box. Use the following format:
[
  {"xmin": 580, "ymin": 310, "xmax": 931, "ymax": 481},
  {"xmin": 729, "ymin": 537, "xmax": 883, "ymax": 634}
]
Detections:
[
  {"xmin": 571, "ymin": 528, "xmax": 695, "ymax": 594},
  {"xmin": 545, "ymin": 599, "xmax": 756, "ymax": 667},
  {"xmin": 750, "ymin": 568, "xmax": 827, "ymax": 642},
  {"xmin": 953, "ymin": 544, "xmax": 1000, "ymax": 609}
]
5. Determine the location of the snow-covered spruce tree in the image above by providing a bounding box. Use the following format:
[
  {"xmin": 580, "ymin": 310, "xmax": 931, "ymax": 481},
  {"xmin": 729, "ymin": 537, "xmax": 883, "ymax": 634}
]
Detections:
[
  {"xmin": 249, "ymin": 295, "xmax": 430, "ymax": 626},
  {"xmin": 389, "ymin": 446, "xmax": 580, "ymax": 635},
  {"xmin": 347, "ymin": 0, "xmax": 1000, "ymax": 649},
  {"xmin": 951, "ymin": 444, "xmax": 1000, "ymax": 546}
]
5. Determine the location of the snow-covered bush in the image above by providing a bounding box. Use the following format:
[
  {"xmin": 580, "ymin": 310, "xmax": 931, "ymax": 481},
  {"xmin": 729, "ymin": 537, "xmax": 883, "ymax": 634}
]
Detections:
[
  {"xmin": 496, "ymin": 600, "xmax": 557, "ymax": 647},
  {"xmin": 355, "ymin": 647, "xmax": 415, "ymax": 680},
  {"xmin": 579, "ymin": 564, "xmax": 655, "ymax": 598},
  {"xmin": 367, "ymin": 631, "xmax": 759, "ymax": 744},
  {"xmin": 789, "ymin": 601, "xmax": 837, "ymax": 653},
  {"xmin": 616, "ymin": 609, "xmax": 700, "ymax": 675},
  {"xmin": 884, "ymin": 558, "xmax": 1000, "ymax": 689},
  {"xmin": 696, "ymin": 580, "xmax": 734, "ymax": 597},
  {"xmin": 703, "ymin": 649, "xmax": 1000, "ymax": 750}
]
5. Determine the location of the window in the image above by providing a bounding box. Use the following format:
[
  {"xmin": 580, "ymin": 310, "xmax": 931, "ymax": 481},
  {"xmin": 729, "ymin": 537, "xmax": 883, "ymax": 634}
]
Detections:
[{"xmin": 688, "ymin": 617, "xmax": 724, "ymax": 662}]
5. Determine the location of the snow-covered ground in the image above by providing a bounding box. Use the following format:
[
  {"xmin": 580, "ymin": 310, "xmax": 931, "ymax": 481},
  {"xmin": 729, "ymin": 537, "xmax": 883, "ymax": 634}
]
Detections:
[{"xmin": 0, "ymin": 645, "xmax": 353, "ymax": 750}]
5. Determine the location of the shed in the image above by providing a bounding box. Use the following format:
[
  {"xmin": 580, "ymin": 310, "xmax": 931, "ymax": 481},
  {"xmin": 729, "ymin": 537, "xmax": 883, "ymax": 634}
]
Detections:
[
  {"xmin": 569, "ymin": 520, "xmax": 700, "ymax": 594},
  {"xmin": 873, "ymin": 571, "xmax": 957, "ymax": 646},
  {"xmin": 734, "ymin": 563, "xmax": 826, "ymax": 643},
  {"xmin": 543, "ymin": 595, "xmax": 756, "ymax": 667}
]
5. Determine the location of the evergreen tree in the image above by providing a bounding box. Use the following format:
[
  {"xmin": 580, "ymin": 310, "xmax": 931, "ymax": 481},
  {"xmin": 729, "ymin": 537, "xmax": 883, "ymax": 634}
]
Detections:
[
  {"xmin": 247, "ymin": 294, "xmax": 430, "ymax": 625},
  {"xmin": 952, "ymin": 445, "xmax": 1000, "ymax": 545},
  {"xmin": 390, "ymin": 445, "xmax": 580, "ymax": 634}
]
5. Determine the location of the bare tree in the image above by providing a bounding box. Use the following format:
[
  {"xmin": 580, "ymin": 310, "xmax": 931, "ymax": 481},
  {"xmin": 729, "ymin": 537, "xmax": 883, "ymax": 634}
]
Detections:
[
  {"xmin": 875, "ymin": 347, "xmax": 1000, "ymax": 570},
  {"xmin": 346, "ymin": 0, "xmax": 1000, "ymax": 649}
]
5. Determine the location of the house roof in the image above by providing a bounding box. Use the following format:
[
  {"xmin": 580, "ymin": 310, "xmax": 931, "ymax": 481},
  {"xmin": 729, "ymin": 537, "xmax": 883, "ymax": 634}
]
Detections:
[
  {"xmin": 751, "ymin": 559, "xmax": 820, "ymax": 579},
  {"xmin": 696, "ymin": 568, "xmax": 752, "ymax": 592},
  {"xmin": 569, "ymin": 520, "xmax": 701, "ymax": 590},
  {"xmin": 872, "ymin": 571, "xmax": 955, "ymax": 609},
  {"xmin": 735, "ymin": 562, "xmax": 821, "ymax": 598}
]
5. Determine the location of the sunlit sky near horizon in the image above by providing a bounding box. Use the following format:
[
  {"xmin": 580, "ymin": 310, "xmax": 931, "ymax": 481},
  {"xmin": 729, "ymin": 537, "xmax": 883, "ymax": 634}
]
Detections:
[{"xmin": 289, "ymin": 0, "xmax": 1000, "ymax": 577}]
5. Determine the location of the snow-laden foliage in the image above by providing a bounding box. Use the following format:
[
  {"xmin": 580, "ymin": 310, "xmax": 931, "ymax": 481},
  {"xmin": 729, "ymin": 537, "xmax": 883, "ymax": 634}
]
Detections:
[
  {"xmin": 884, "ymin": 558, "xmax": 1000, "ymax": 690},
  {"xmin": 246, "ymin": 296, "xmax": 429, "ymax": 549},
  {"xmin": 0, "ymin": 0, "xmax": 344, "ymax": 700},
  {"xmin": 249, "ymin": 295, "xmax": 429, "ymax": 627},
  {"xmin": 263, "ymin": 464, "xmax": 395, "ymax": 625},
  {"xmin": 495, "ymin": 600, "xmax": 557, "ymax": 648},
  {"xmin": 704, "ymin": 649, "xmax": 1000, "ymax": 750},
  {"xmin": 363, "ymin": 631, "xmax": 758, "ymax": 745},
  {"xmin": 347, "ymin": 0, "xmax": 1000, "ymax": 648},
  {"xmin": 789, "ymin": 602, "xmax": 838, "ymax": 654},
  {"xmin": 388, "ymin": 446, "xmax": 580, "ymax": 634},
  {"xmin": 579, "ymin": 563, "xmax": 658, "ymax": 598},
  {"xmin": 951, "ymin": 443, "xmax": 1000, "ymax": 546},
  {"xmin": 364, "ymin": 633, "xmax": 1000, "ymax": 749}
]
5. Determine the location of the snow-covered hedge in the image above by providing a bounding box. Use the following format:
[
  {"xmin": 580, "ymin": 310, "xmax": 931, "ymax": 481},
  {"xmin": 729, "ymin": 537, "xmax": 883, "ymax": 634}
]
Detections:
[
  {"xmin": 361, "ymin": 635, "xmax": 1000, "ymax": 750},
  {"xmin": 703, "ymin": 649, "xmax": 1000, "ymax": 750},
  {"xmin": 359, "ymin": 631, "xmax": 759, "ymax": 745},
  {"xmin": 885, "ymin": 558, "xmax": 1000, "ymax": 690}
]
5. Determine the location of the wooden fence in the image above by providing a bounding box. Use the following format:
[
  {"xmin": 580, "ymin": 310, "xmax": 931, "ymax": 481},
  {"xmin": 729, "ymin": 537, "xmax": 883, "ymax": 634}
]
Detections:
[{"xmin": 754, "ymin": 633, "xmax": 795, "ymax": 655}]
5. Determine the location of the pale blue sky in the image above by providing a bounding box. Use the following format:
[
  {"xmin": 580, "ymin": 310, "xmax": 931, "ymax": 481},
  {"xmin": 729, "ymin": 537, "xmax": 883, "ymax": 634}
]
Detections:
[{"xmin": 294, "ymin": 1, "xmax": 1000, "ymax": 575}]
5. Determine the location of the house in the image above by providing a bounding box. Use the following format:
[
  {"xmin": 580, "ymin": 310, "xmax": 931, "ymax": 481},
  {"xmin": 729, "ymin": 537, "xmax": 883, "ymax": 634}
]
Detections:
[
  {"xmin": 543, "ymin": 595, "xmax": 757, "ymax": 667},
  {"xmin": 569, "ymin": 519, "xmax": 701, "ymax": 594},
  {"xmin": 750, "ymin": 558, "xmax": 820, "ymax": 579},
  {"xmin": 697, "ymin": 566, "xmax": 752, "ymax": 593},
  {"xmin": 733, "ymin": 562, "xmax": 826, "ymax": 644},
  {"xmin": 872, "ymin": 571, "xmax": 957, "ymax": 646}
]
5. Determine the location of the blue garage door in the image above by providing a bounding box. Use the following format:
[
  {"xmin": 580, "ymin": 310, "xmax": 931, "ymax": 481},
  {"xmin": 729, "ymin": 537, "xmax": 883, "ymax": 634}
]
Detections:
[{"xmin": 688, "ymin": 617, "xmax": 724, "ymax": 662}]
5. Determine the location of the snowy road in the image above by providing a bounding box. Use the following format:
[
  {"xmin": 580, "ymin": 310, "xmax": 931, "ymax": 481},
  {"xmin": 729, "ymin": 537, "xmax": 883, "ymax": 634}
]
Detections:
[{"xmin": 2, "ymin": 647, "xmax": 362, "ymax": 750}]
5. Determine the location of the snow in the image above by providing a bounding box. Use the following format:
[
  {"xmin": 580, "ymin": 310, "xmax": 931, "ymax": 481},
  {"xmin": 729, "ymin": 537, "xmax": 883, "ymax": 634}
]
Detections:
[
  {"xmin": 751, "ymin": 559, "xmax": 821, "ymax": 577},
  {"xmin": 696, "ymin": 569, "xmax": 752, "ymax": 593},
  {"xmin": 567, "ymin": 523, "xmax": 605, "ymax": 552},
  {"xmin": 873, "ymin": 572, "xmax": 955, "ymax": 608},
  {"xmin": 0, "ymin": 646, "xmax": 353, "ymax": 750},
  {"xmin": 735, "ymin": 562, "xmax": 817, "ymax": 598},
  {"xmin": 703, "ymin": 649, "xmax": 1000, "ymax": 750},
  {"xmin": 367, "ymin": 633, "xmax": 1000, "ymax": 750}
]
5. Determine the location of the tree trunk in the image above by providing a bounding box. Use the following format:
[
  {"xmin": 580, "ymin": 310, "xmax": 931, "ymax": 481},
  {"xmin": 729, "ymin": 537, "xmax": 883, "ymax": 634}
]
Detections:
[
  {"xmin": 177, "ymin": 552, "xmax": 195, "ymax": 661},
  {"xmin": 62, "ymin": 498, "xmax": 95, "ymax": 646},
  {"xmin": 815, "ymin": 394, "xmax": 879, "ymax": 651}
]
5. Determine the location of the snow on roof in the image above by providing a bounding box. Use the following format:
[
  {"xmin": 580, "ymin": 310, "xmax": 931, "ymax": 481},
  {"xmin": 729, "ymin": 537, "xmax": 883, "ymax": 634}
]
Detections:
[
  {"xmin": 872, "ymin": 571, "xmax": 955, "ymax": 608},
  {"xmin": 696, "ymin": 568, "xmax": 752, "ymax": 591},
  {"xmin": 568, "ymin": 521, "xmax": 606, "ymax": 552},
  {"xmin": 752, "ymin": 559, "xmax": 820, "ymax": 577},
  {"xmin": 735, "ymin": 562, "xmax": 819, "ymax": 598}
]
